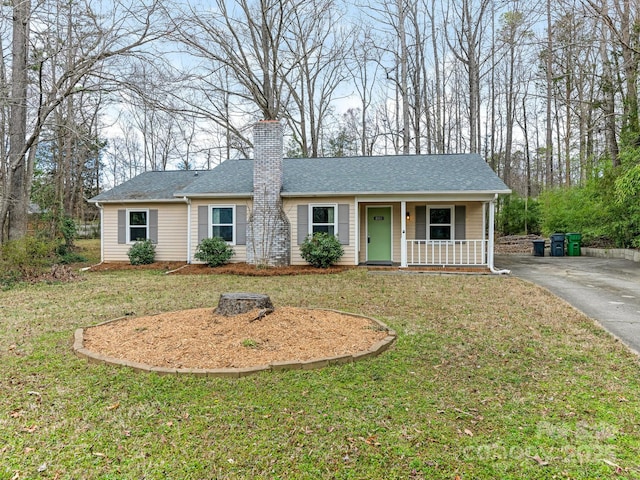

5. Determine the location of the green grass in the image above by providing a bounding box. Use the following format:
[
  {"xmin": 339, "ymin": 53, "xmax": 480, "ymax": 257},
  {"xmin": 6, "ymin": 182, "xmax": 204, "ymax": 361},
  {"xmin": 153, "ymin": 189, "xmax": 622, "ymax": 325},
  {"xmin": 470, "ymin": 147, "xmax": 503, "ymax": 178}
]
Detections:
[
  {"xmin": 1, "ymin": 268, "xmax": 639, "ymax": 479},
  {"xmin": 74, "ymin": 239, "xmax": 101, "ymax": 266}
]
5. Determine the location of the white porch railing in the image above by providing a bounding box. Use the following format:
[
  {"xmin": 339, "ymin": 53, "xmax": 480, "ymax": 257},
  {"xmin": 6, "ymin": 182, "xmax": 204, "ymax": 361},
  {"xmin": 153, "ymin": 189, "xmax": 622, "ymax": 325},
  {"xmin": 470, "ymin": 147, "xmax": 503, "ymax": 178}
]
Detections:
[{"xmin": 406, "ymin": 239, "xmax": 488, "ymax": 266}]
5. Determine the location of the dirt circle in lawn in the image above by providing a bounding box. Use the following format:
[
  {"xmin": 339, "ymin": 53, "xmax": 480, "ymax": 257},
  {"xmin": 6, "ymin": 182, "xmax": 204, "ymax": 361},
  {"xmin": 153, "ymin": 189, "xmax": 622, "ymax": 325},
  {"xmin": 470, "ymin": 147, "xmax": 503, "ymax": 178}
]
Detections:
[{"xmin": 79, "ymin": 306, "xmax": 395, "ymax": 374}]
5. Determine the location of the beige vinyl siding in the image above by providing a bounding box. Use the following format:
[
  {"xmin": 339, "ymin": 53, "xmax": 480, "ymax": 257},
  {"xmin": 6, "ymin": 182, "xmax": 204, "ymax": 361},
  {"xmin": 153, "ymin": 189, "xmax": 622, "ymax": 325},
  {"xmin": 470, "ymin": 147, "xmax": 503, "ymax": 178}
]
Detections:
[
  {"xmin": 102, "ymin": 203, "xmax": 188, "ymax": 262},
  {"xmin": 283, "ymin": 197, "xmax": 356, "ymax": 266},
  {"xmin": 189, "ymin": 199, "xmax": 252, "ymax": 263},
  {"xmin": 464, "ymin": 202, "xmax": 484, "ymax": 239},
  {"xmin": 392, "ymin": 203, "xmax": 402, "ymax": 263}
]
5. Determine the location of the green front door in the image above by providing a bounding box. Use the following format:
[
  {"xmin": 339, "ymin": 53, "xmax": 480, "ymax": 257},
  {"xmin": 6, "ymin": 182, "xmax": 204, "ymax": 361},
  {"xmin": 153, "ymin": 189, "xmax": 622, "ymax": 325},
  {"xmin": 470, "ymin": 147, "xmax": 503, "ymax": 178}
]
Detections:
[{"xmin": 367, "ymin": 207, "xmax": 392, "ymax": 262}]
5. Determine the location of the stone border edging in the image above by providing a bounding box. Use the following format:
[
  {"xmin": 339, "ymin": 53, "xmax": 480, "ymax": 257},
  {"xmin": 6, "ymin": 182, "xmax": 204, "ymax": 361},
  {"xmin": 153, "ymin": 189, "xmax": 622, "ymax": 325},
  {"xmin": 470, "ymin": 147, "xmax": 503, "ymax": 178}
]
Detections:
[
  {"xmin": 73, "ymin": 309, "xmax": 396, "ymax": 377},
  {"xmin": 582, "ymin": 247, "xmax": 640, "ymax": 263}
]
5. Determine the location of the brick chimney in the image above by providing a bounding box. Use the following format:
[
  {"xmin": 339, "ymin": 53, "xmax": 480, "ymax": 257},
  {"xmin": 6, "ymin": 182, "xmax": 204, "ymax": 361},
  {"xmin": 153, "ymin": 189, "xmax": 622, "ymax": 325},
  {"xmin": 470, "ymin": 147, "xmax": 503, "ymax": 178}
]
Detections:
[{"xmin": 246, "ymin": 121, "xmax": 291, "ymax": 266}]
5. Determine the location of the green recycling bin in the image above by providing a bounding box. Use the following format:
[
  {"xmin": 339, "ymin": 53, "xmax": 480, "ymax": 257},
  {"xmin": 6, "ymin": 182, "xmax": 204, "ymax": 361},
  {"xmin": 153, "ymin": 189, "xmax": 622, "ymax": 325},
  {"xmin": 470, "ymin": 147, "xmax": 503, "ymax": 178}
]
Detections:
[{"xmin": 566, "ymin": 233, "xmax": 582, "ymax": 256}]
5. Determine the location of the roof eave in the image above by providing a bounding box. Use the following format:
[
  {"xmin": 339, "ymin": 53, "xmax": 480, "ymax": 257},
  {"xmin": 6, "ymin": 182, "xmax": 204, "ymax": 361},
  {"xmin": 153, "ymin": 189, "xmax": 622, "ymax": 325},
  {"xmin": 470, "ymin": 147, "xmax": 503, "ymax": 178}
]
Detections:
[
  {"xmin": 281, "ymin": 189, "xmax": 511, "ymax": 197},
  {"xmin": 89, "ymin": 198, "xmax": 188, "ymax": 204},
  {"xmin": 175, "ymin": 192, "xmax": 253, "ymax": 199}
]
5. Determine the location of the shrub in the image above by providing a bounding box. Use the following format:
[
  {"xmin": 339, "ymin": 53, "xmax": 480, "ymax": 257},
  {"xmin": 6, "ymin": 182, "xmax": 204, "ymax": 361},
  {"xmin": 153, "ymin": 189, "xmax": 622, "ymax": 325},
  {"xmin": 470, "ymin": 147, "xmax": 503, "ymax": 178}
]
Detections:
[
  {"xmin": 195, "ymin": 237, "xmax": 234, "ymax": 267},
  {"xmin": 300, "ymin": 232, "xmax": 344, "ymax": 268},
  {"xmin": 497, "ymin": 194, "xmax": 541, "ymax": 235},
  {"xmin": 1, "ymin": 236, "xmax": 57, "ymax": 278},
  {"xmin": 538, "ymin": 181, "xmax": 610, "ymax": 243},
  {"xmin": 127, "ymin": 239, "xmax": 156, "ymax": 265}
]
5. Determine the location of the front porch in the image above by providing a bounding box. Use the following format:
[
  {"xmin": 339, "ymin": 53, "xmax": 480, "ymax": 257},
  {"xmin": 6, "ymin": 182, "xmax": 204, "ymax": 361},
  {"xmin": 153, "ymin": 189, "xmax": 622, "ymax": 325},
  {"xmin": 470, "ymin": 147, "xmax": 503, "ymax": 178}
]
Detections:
[
  {"xmin": 356, "ymin": 198, "xmax": 500, "ymax": 269},
  {"xmin": 405, "ymin": 239, "xmax": 488, "ymax": 266}
]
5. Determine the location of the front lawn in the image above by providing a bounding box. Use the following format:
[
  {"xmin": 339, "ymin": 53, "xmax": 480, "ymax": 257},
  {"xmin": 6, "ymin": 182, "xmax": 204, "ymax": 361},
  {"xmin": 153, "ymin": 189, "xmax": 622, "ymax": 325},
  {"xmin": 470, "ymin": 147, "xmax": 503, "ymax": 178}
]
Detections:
[{"xmin": 1, "ymin": 269, "xmax": 639, "ymax": 479}]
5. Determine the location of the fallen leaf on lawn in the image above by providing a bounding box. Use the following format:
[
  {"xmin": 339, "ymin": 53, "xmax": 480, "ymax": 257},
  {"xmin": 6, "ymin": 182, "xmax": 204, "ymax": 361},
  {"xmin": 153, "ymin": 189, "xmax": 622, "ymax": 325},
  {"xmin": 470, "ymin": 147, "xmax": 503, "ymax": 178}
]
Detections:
[
  {"xmin": 527, "ymin": 454, "xmax": 549, "ymax": 466},
  {"xmin": 10, "ymin": 410, "xmax": 23, "ymax": 418},
  {"xmin": 92, "ymin": 452, "xmax": 106, "ymax": 458},
  {"xmin": 37, "ymin": 463, "xmax": 47, "ymax": 472},
  {"xmin": 463, "ymin": 428, "xmax": 474, "ymax": 437},
  {"xmin": 22, "ymin": 425, "xmax": 38, "ymax": 433},
  {"xmin": 106, "ymin": 402, "xmax": 120, "ymax": 411},
  {"xmin": 365, "ymin": 435, "xmax": 381, "ymax": 447},
  {"xmin": 602, "ymin": 459, "xmax": 623, "ymax": 472}
]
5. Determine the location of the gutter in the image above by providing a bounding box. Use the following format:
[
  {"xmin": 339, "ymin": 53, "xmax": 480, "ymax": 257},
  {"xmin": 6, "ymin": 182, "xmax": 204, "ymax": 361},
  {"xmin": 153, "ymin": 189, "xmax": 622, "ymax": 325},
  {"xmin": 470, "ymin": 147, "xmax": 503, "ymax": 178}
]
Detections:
[
  {"xmin": 90, "ymin": 198, "xmax": 188, "ymax": 204},
  {"xmin": 183, "ymin": 196, "xmax": 192, "ymax": 263},
  {"xmin": 280, "ymin": 189, "xmax": 512, "ymax": 198},
  {"xmin": 91, "ymin": 202, "xmax": 105, "ymax": 267}
]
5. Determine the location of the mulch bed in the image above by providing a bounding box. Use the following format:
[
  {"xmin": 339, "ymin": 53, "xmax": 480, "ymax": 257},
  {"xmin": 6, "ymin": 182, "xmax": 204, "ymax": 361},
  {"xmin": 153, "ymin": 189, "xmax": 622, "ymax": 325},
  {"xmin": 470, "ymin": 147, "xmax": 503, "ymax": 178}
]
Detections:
[
  {"xmin": 89, "ymin": 262, "xmax": 353, "ymax": 276},
  {"xmin": 82, "ymin": 306, "xmax": 389, "ymax": 370}
]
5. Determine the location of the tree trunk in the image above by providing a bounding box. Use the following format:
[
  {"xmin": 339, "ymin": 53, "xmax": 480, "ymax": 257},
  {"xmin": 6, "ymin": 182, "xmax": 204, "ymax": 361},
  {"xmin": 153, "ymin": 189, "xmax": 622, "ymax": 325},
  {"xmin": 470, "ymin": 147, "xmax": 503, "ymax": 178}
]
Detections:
[{"xmin": 6, "ymin": 0, "xmax": 31, "ymax": 241}]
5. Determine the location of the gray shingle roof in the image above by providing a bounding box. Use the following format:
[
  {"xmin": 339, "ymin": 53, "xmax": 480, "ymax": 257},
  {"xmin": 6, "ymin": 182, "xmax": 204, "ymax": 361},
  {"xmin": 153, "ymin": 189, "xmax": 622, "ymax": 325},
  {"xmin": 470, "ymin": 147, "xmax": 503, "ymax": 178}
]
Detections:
[
  {"xmin": 282, "ymin": 154, "xmax": 509, "ymax": 194},
  {"xmin": 90, "ymin": 170, "xmax": 206, "ymax": 202},
  {"xmin": 91, "ymin": 154, "xmax": 510, "ymax": 202}
]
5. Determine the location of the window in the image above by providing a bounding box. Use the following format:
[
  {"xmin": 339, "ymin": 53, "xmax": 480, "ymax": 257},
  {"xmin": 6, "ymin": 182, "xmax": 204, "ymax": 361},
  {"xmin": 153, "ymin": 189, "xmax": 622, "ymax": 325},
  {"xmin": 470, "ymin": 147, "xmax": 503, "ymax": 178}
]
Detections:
[
  {"xmin": 429, "ymin": 207, "xmax": 452, "ymax": 240},
  {"xmin": 311, "ymin": 205, "xmax": 336, "ymax": 235},
  {"xmin": 211, "ymin": 206, "xmax": 234, "ymax": 242},
  {"xmin": 128, "ymin": 210, "xmax": 148, "ymax": 242}
]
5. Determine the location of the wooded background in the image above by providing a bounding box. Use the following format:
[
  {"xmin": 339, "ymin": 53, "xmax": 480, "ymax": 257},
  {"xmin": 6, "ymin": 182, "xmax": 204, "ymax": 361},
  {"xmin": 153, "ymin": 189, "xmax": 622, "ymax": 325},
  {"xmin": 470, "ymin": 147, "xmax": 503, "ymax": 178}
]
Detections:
[{"xmin": 2, "ymin": 0, "xmax": 639, "ymax": 246}]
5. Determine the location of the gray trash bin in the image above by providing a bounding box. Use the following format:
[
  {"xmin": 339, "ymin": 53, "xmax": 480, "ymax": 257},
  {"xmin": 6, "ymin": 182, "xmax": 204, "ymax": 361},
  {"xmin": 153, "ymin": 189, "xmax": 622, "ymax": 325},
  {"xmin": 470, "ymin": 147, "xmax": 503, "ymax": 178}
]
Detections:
[
  {"xmin": 532, "ymin": 240, "xmax": 545, "ymax": 256},
  {"xmin": 550, "ymin": 233, "xmax": 565, "ymax": 257}
]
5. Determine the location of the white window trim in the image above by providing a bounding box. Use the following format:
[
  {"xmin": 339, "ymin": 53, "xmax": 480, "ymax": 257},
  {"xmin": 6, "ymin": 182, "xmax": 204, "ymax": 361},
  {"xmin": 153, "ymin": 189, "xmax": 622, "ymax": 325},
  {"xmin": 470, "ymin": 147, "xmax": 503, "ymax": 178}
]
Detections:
[
  {"xmin": 309, "ymin": 204, "xmax": 338, "ymax": 237},
  {"xmin": 126, "ymin": 208, "xmax": 149, "ymax": 243},
  {"xmin": 209, "ymin": 204, "xmax": 236, "ymax": 245},
  {"xmin": 427, "ymin": 205, "xmax": 455, "ymax": 241}
]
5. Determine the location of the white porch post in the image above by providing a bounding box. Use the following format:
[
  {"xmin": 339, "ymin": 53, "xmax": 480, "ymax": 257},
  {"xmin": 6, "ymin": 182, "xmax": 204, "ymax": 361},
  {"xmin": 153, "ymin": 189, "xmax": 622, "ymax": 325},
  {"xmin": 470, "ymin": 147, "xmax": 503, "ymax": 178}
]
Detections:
[
  {"xmin": 488, "ymin": 196, "xmax": 496, "ymax": 270},
  {"xmin": 482, "ymin": 201, "xmax": 487, "ymax": 265},
  {"xmin": 401, "ymin": 201, "xmax": 407, "ymax": 267}
]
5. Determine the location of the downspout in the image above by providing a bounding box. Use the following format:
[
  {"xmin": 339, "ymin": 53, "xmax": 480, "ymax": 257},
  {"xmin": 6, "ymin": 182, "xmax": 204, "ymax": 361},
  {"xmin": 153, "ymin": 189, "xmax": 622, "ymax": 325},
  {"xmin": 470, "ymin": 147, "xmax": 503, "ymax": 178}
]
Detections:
[
  {"xmin": 184, "ymin": 196, "xmax": 192, "ymax": 263},
  {"xmin": 98, "ymin": 202, "xmax": 104, "ymax": 264},
  {"xmin": 488, "ymin": 194, "xmax": 510, "ymax": 274},
  {"xmin": 81, "ymin": 202, "xmax": 104, "ymax": 271}
]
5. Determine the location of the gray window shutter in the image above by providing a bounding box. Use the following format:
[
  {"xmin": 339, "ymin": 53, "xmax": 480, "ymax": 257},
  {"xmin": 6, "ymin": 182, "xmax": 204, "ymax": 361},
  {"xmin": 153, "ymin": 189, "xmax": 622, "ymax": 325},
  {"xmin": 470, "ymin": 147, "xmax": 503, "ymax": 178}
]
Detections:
[
  {"xmin": 338, "ymin": 204, "xmax": 349, "ymax": 245},
  {"xmin": 198, "ymin": 205, "xmax": 209, "ymax": 243},
  {"xmin": 455, "ymin": 205, "xmax": 466, "ymax": 240},
  {"xmin": 149, "ymin": 209, "xmax": 158, "ymax": 243},
  {"xmin": 117, "ymin": 209, "xmax": 126, "ymax": 244},
  {"xmin": 415, "ymin": 206, "xmax": 426, "ymax": 240},
  {"xmin": 297, "ymin": 204, "xmax": 308, "ymax": 245},
  {"xmin": 236, "ymin": 205, "xmax": 247, "ymax": 245}
]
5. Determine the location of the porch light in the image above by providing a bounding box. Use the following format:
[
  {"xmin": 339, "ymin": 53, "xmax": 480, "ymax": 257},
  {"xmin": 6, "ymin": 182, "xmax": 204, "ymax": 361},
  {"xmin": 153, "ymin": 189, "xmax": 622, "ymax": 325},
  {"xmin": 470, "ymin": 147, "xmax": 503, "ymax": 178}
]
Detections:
[{"xmin": 406, "ymin": 211, "xmax": 411, "ymax": 221}]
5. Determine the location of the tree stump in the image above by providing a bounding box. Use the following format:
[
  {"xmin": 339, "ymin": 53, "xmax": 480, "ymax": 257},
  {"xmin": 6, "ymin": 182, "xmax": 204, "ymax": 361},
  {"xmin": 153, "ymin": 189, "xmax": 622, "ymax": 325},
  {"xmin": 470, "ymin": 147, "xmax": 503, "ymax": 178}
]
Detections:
[{"xmin": 215, "ymin": 293, "xmax": 274, "ymax": 316}]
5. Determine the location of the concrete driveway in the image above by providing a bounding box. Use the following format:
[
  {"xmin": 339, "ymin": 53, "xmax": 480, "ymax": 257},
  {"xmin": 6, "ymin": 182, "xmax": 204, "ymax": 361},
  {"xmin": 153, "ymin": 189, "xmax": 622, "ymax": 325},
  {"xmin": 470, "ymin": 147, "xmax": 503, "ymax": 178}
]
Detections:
[{"xmin": 495, "ymin": 254, "xmax": 640, "ymax": 355}]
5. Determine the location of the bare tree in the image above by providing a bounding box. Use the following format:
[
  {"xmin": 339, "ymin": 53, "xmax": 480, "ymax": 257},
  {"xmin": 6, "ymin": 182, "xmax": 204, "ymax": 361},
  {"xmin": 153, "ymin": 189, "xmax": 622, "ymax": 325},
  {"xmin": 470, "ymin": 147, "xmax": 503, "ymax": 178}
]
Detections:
[
  {"xmin": 0, "ymin": 0, "xmax": 167, "ymax": 242},
  {"xmin": 282, "ymin": 0, "xmax": 352, "ymax": 157},
  {"xmin": 445, "ymin": 0, "xmax": 493, "ymax": 154}
]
